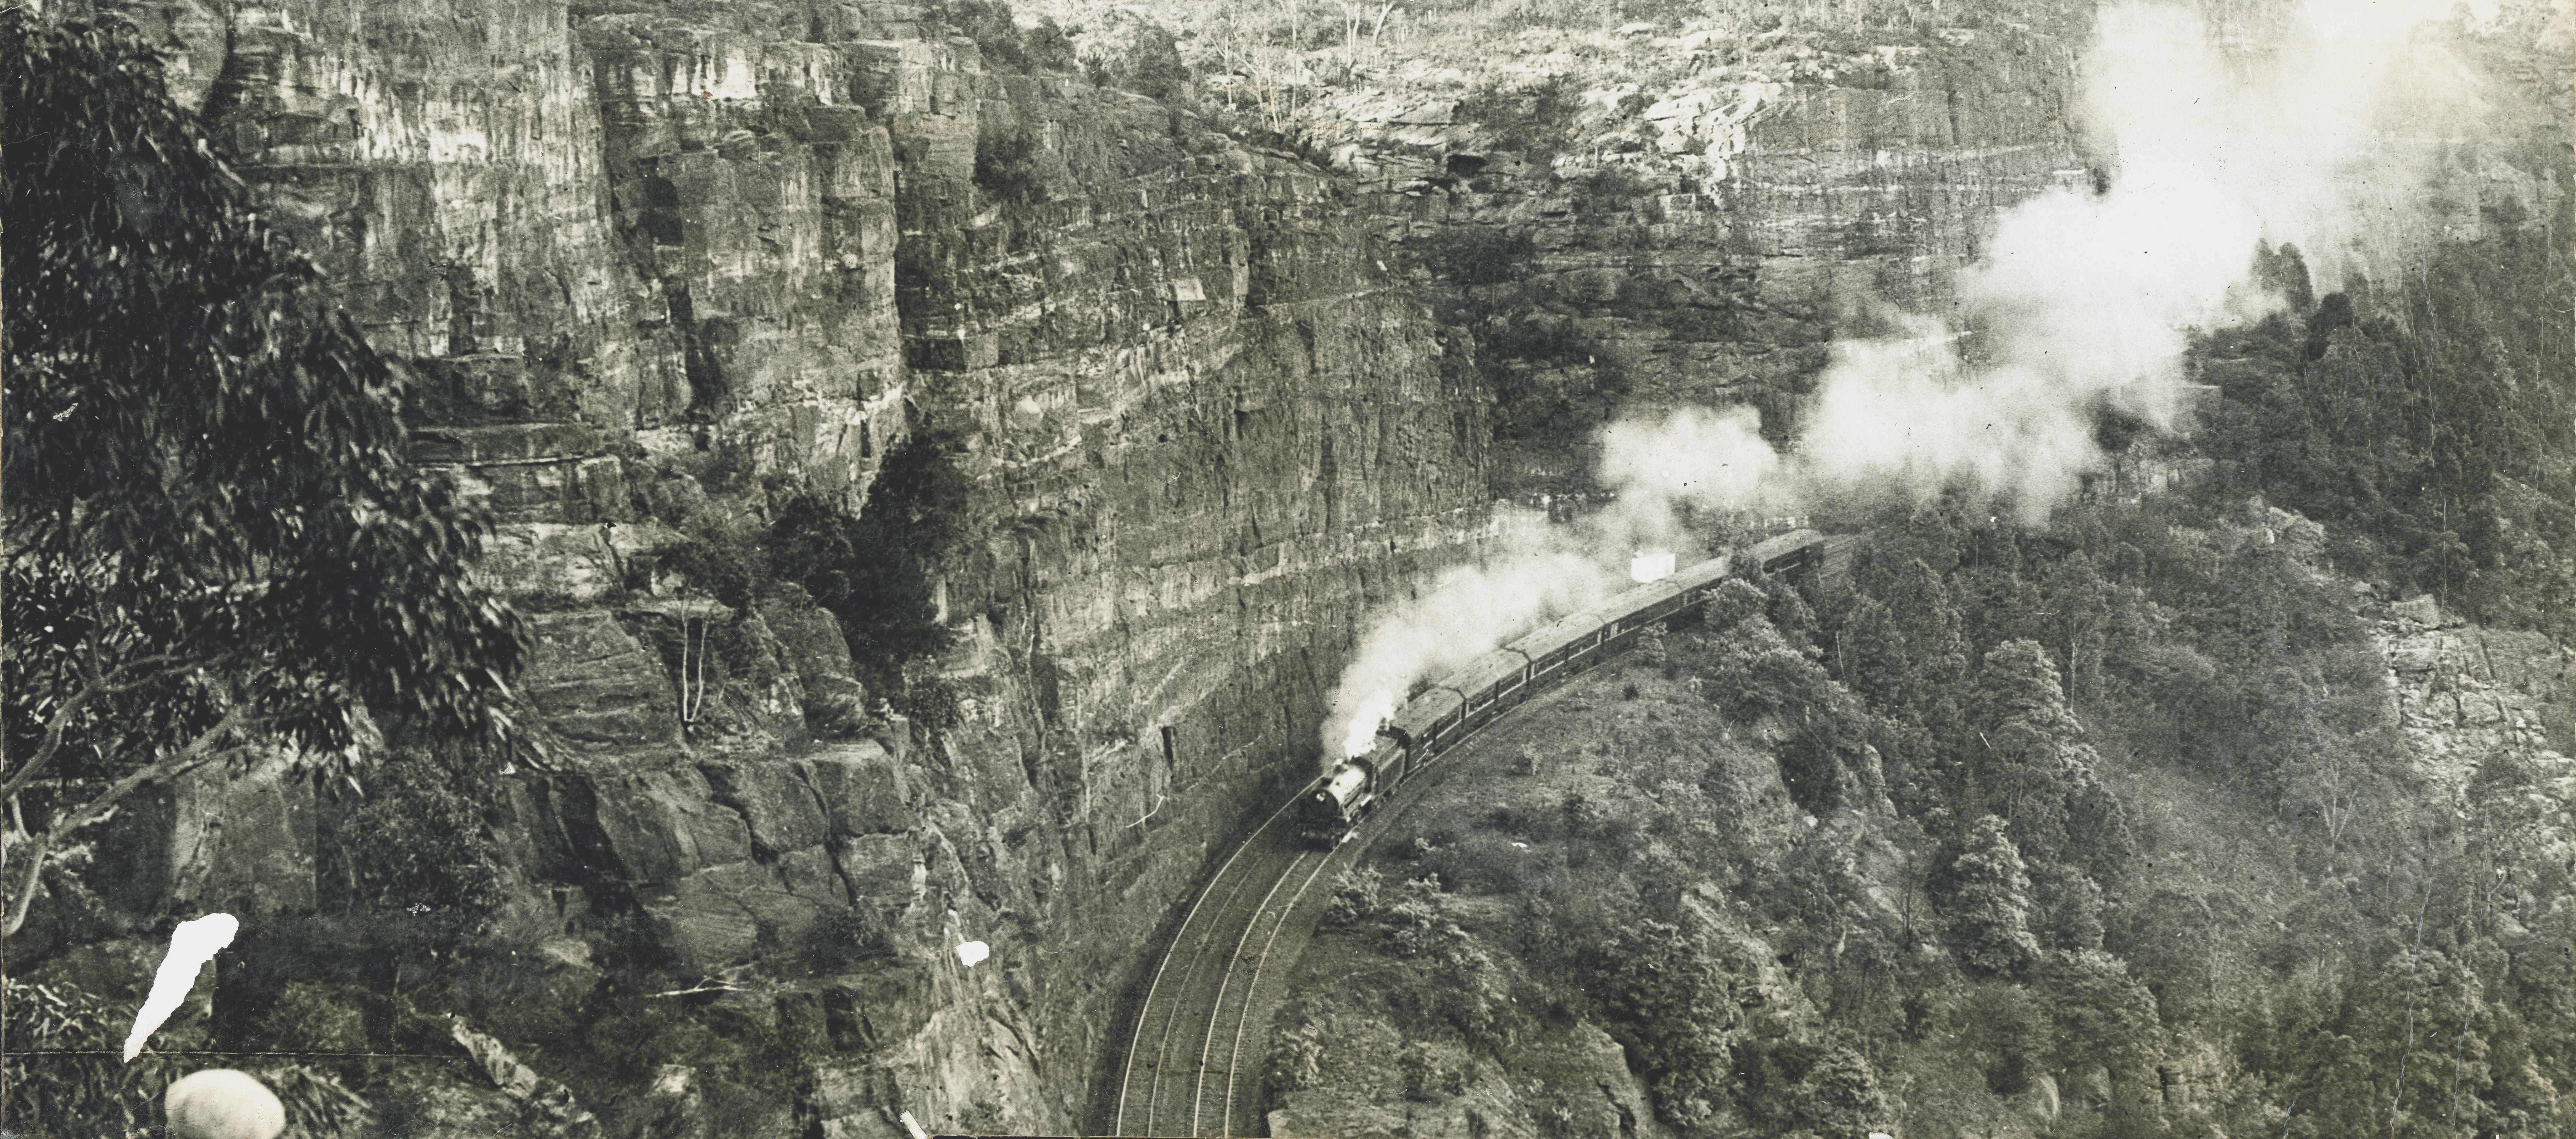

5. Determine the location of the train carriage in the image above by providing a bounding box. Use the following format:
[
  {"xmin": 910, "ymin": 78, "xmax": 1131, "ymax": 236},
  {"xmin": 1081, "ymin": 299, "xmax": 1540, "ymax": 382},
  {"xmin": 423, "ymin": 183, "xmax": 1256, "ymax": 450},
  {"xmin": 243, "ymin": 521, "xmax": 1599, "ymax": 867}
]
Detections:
[
  {"xmin": 1300, "ymin": 530, "xmax": 1836, "ymax": 851},
  {"xmin": 1388, "ymin": 686, "xmax": 1464, "ymax": 773},
  {"xmin": 1745, "ymin": 529, "xmax": 1825, "ymax": 577},
  {"xmin": 1446, "ymin": 647, "xmax": 1535, "ymax": 733},
  {"xmin": 1615, "ymin": 579, "xmax": 1691, "ymax": 633},
  {"xmin": 1507, "ymin": 613, "xmax": 1591, "ymax": 678},
  {"xmin": 1664, "ymin": 556, "xmax": 1736, "ymax": 609}
]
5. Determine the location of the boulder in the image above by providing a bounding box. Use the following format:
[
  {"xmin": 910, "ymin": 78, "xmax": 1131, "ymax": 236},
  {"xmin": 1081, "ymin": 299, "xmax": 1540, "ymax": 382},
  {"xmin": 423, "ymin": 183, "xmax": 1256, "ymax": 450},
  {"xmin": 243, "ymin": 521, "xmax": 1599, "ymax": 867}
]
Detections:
[
  {"xmin": 519, "ymin": 611, "xmax": 686, "ymax": 769},
  {"xmin": 588, "ymin": 768, "xmax": 755, "ymax": 885},
  {"xmin": 2390, "ymin": 594, "xmax": 2446, "ymax": 627},
  {"xmin": 807, "ymin": 742, "xmax": 918, "ymax": 835},
  {"xmin": 762, "ymin": 598, "xmax": 874, "ymax": 736},
  {"xmin": 644, "ymin": 855, "xmax": 850, "ymax": 966},
  {"xmin": 641, "ymin": 864, "xmax": 769, "ymax": 965},
  {"xmin": 837, "ymin": 833, "xmax": 924, "ymax": 915},
  {"xmin": 702, "ymin": 760, "xmax": 831, "ymax": 857},
  {"xmin": 168, "ymin": 750, "xmax": 316, "ymax": 920},
  {"xmin": 822, "ymin": 960, "xmax": 938, "ymax": 1050}
]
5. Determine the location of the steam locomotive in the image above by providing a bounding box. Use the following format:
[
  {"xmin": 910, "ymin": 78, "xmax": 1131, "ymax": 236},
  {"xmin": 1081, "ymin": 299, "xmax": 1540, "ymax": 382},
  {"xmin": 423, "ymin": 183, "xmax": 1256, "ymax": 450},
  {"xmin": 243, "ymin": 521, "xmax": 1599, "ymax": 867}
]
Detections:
[{"xmin": 1295, "ymin": 529, "xmax": 1832, "ymax": 848}]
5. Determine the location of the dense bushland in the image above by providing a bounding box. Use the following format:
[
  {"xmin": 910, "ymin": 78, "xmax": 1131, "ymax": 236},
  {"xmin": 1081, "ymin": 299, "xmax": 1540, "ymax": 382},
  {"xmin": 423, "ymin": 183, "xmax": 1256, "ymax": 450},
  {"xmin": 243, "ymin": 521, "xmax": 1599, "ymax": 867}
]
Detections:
[
  {"xmin": 2192, "ymin": 235, "xmax": 2575, "ymax": 643},
  {"xmin": 1291, "ymin": 487, "xmax": 2570, "ymax": 1136},
  {"xmin": 2, "ymin": 13, "xmax": 519, "ymax": 1133}
]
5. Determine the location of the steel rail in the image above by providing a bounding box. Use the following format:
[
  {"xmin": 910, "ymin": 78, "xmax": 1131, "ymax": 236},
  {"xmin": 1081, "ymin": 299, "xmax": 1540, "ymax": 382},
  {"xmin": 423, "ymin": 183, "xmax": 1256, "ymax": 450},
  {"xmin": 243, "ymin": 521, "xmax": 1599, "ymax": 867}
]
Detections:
[
  {"xmin": 1109, "ymin": 539, "xmax": 1831, "ymax": 1135},
  {"xmin": 1190, "ymin": 847, "xmax": 1316, "ymax": 1133},
  {"xmin": 1112, "ymin": 794, "xmax": 1305, "ymax": 1134},
  {"xmin": 1140, "ymin": 836, "xmax": 1276, "ymax": 1133},
  {"xmin": 1219, "ymin": 846, "xmax": 1341, "ymax": 1133}
]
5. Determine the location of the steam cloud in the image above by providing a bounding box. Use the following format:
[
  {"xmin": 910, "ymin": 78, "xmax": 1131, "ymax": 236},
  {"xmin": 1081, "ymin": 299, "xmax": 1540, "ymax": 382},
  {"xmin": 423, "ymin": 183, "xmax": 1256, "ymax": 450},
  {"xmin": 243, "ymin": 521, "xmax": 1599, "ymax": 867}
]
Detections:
[
  {"xmin": 1324, "ymin": 511, "xmax": 1626, "ymax": 758},
  {"xmin": 1623, "ymin": 0, "xmax": 2505, "ymax": 520},
  {"xmin": 1323, "ymin": 0, "xmax": 2509, "ymax": 757}
]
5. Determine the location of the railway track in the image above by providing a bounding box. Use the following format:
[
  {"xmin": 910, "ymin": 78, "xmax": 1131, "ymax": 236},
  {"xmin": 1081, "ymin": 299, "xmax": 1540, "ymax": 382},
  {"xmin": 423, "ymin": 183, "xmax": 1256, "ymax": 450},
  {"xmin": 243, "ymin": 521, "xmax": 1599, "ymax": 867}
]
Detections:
[
  {"xmin": 1107, "ymin": 532, "xmax": 1855, "ymax": 1136},
  {"xmin": 1106, "ymin": 704, "xmax": 1510, "ymax": 1136},
  {"xmin": 1111, "ymin": 799, "xmax": 1344, "ymax": 1137}
]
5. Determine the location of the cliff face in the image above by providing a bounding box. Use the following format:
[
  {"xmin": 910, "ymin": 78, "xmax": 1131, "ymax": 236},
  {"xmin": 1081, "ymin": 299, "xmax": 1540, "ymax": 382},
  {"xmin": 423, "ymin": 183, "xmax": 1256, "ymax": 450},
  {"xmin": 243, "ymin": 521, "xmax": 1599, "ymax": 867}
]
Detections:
[
  {"xmin": 1289, "ymin": 17, "xmax": 2092, "ymax": 492},
  {"xmin": 41, "ymin": 0, "xmax": 2124, "ymax": 1131},
  {"xmin": 65, "ymin": 0, "xmax": 1488, "ymax": 1132}
]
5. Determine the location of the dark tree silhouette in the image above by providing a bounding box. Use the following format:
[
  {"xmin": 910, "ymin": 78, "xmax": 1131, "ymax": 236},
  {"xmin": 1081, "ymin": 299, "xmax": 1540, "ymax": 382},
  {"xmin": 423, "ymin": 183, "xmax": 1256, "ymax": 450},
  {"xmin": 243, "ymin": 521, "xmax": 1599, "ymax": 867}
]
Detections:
[
  {"xmin": 1950, "ymin": 814, "xmax": 2041, "ymax": 977},
  {"xmin": 2, "ymin": 13, "xmax": 524, "ymax": 938}
]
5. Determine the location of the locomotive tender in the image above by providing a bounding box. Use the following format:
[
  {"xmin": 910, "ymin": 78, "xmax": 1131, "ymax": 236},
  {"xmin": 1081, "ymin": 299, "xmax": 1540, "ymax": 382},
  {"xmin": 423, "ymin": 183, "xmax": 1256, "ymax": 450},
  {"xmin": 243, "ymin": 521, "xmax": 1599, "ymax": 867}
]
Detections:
[{"xmin": 1295, "ymin": 529, "xmax": 1830, "ymax": 848}]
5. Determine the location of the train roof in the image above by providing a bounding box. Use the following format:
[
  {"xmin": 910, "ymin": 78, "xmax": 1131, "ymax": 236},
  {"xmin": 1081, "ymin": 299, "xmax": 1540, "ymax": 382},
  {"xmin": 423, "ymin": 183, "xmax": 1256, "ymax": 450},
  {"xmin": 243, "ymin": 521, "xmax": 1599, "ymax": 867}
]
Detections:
[
  {"xmin": 1444, "ymin": 646, "xmax": 1531, "ymax": 698},
  {"xmin": 1666, "ymin": 554, "xmax": 1733, "ymax": 593},
  {"xmin": 1620, "ymin": 577, "xmax": 1688, "ymax": 616},
  {"xmin": 1391, "ymin": 686, "xmax": 1463, "ymax": 739},
  {"xmin": 1384, "ymin": 550, "xmax": 1758, "ymax": 746},
  {"xmin": 1745, "ymin": 529, "xmax": 1824, "ymax": 570},
  {"xmin": 1507, "ymin": 607, "xmax": 1601, "ymax": 662}
]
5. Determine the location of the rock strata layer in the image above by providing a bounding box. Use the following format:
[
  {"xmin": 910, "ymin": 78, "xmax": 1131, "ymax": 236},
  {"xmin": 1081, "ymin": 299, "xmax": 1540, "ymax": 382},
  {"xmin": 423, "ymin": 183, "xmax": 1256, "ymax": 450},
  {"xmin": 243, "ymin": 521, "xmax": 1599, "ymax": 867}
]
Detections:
[{"xmin": 65, "ymin": 0, "xmax": 1489, "ymax": 1131}]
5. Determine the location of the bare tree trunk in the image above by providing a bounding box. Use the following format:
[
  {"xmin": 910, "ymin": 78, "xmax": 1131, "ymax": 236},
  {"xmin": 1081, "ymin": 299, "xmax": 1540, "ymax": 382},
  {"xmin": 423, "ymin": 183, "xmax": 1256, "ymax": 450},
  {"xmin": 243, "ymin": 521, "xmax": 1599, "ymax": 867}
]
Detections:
[{"xmin": 2, "ymin": 706, "xmax": 252, "ymax": 939}]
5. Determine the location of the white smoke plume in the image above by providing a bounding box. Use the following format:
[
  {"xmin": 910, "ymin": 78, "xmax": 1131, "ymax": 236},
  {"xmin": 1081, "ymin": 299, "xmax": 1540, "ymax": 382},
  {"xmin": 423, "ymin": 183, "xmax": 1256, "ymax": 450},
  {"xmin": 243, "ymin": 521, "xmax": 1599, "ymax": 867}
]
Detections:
[
  {"xmin": 1609, "ymin": 0, "xmax": 2504, "ymax": 520},
  {"xmin": 1323, "ymin": 511, "xmax": 1626, "ymax": 760},
  {"xmin": 1597, "ymin": 404, "xmax": 1785, "ymax": 530},
  {"xmin": 1321, "ymin": 0, "xmax": 2510, "ymax": 756}
]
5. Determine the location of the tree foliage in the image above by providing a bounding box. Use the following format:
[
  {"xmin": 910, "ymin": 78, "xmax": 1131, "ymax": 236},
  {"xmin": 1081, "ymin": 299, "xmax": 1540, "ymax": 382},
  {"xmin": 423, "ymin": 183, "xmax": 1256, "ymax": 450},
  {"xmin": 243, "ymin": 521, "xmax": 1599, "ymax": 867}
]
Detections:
[
  {"xmin": 1, "ymin": 13, "xmax": 523, "ymax": 937},
  {"xmin": 763, "ymin": 428, "xmax": 973, "ymax": 688},
  {"xmin": 1584, "ymin": 917, "xmax": 1741, "ymax": 1125},
  {"xmin": 2193, "ymin": 232, "xmax": 2575, "ymax": 642},
  {"xmin": 1949, "ymin": 815, "xmax": 2041, "ymax": 978}
]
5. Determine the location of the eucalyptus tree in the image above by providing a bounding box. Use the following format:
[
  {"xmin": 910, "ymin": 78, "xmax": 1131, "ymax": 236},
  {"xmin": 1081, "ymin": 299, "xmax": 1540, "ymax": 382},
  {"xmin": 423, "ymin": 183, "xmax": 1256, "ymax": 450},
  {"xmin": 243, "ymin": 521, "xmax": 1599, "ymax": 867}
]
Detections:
[{"xmin": 2, "ymin": 13, "xmax": 523, "ymax": 938}]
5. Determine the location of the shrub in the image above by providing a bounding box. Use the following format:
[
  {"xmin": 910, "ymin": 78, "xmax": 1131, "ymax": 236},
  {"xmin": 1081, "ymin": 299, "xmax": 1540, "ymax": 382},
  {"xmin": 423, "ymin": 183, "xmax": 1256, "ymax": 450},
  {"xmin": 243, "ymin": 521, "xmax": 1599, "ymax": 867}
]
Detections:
[
  {"xmin": 655, "ymin": 516, "xmax": 769, "ymax": 610},
  {"xmin": 247, "ymin": 981, "xmax": 372, "ymax": 1055},
  {"xmin": 1732, "ymin": 1037, "xmax": 1890, "ymax": 1136},
  {"xmin": 1415, "ymin": 226, "xmax": 1537, "ymax": 287},
  {"xmin": 1074, "ymin": 8, "xmax": 1189, "ymax": 99},
  {"xmin": 330, "ymin": 745, "xmax": 506, "ymax": 924},
  {"xmin": 1264, "ymin": 1020, "xmax": 1325, "ymax": 1098},
  {"xmin": 1323, "ymin": 866, "xmax": 1386, "ymax": 928},
  {"xmin": 974, "ymin": 122, "xmax": 1051, "ymax": 204},
  {"xmin": 3, "ymin": 975, "xmax": 366, "ymax": 1139},
  {"xmin": 766, "ymin": 430, "xmax": 974, "ymax": 691}
]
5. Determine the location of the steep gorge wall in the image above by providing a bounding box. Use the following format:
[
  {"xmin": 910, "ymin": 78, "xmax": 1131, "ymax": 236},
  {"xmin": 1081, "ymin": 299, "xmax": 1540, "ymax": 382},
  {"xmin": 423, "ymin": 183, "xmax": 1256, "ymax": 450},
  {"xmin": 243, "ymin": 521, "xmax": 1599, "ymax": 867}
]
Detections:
[
  {"xmin": 55, "ymin": 0, "xmax": 1489, "ymax": 1131},
  {"xmin": 1293, "ymin": 17, "xmax": 2093, "ymax": 492}
]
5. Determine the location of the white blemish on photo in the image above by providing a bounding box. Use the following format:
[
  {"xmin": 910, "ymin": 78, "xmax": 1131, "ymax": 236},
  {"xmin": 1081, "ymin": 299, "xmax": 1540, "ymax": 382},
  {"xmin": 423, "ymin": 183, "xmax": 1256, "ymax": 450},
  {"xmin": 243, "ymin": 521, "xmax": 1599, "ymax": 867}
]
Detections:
[{"xmin": 124, "ymin": 912, "xmax": 238, "ymax": 1062}]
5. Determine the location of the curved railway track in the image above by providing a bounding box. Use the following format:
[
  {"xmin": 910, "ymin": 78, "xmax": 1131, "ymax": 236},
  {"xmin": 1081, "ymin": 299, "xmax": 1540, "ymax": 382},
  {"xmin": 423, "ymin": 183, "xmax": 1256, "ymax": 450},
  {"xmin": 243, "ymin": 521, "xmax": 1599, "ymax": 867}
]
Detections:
[
  {"xmin": 1106, "ymin": 671, "xmax": 1567, "ymax": 1137},
  {"xmin": 1111, "ymin": 800, "xmax": 1342, "ymax": 1137},
  {"xmin": 1107, "ymin": 532, "xmax": 1856, "ymax": 1136}
]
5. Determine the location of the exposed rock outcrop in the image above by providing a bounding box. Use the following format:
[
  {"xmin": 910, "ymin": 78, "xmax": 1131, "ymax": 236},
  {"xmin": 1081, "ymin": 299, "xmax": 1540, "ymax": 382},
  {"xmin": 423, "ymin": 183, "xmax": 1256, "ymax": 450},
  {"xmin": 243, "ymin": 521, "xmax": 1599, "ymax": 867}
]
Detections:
[
  {"xmin": 57, "ymin": 0, "xmax": 1490, "ymax": 1131},
  {"xmin": 2376, "ymin": 593, "xmax": 2576, "ymax": 790},
  {"xmin": 1296, "ymin": 21, "xmax": 2090, "ymax": 492}
]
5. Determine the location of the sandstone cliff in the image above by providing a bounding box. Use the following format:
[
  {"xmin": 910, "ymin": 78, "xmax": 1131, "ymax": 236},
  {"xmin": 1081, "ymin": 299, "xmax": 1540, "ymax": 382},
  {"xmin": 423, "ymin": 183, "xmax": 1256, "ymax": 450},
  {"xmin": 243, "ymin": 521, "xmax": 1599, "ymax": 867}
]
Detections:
[
  {"xmin": 1138, "ymin": 7, "xmax": 2098, "ymax": 494},
  {"xmin": 45, "ymin": 0, "xmax": 1491, "ymax": 1131}
]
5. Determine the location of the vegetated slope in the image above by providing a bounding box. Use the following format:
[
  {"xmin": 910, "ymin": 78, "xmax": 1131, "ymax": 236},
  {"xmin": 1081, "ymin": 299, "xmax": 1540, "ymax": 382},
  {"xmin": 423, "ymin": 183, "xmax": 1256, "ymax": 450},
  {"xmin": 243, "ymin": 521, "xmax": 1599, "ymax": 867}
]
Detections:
[
  {"xmin": 1266, "ymin": 498, "xmax": 2573, "ymax": 1139},
  {"xmin": 2193, "ymin": 231, "xmax": 2576, "ymax": 645}
]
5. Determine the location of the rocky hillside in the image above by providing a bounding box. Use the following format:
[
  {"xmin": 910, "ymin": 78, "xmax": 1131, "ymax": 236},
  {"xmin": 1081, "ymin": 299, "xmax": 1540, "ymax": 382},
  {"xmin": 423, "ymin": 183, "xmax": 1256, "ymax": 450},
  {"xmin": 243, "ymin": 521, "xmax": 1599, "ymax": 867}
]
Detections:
[
  {"xmin": 1039, "ymin": 0, "xmax": 2101, "ymax": 493},
  {"xmin": 11, "ymin": 0, "xmax": 2566, "ymax": 1134},
  {"xmin": 1264, "ymin": 506, "xmax": 2574, "ymax": 1139},
  {"xmin": 23, "ymin": 0, "xmax": 1494, "ymax": 1131}
]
